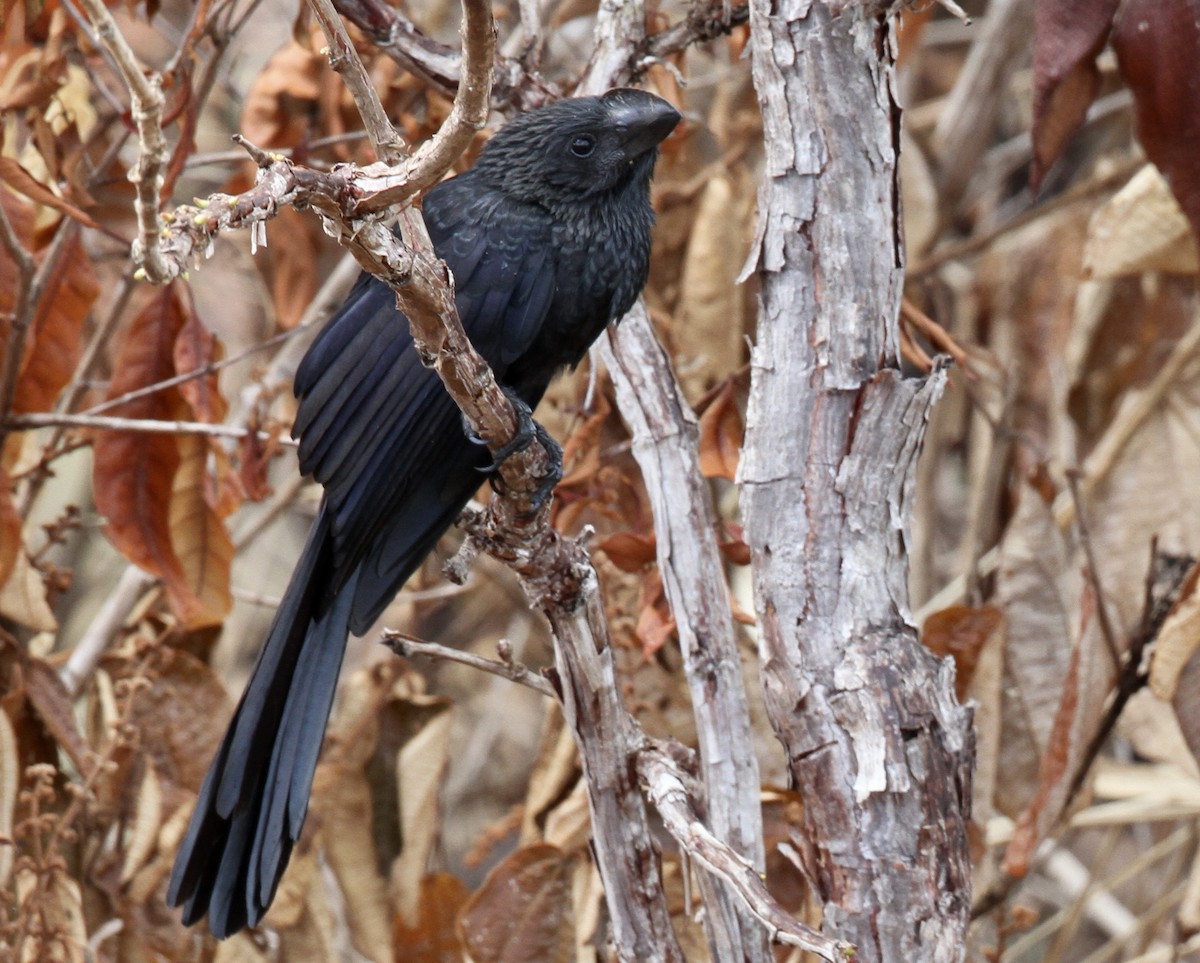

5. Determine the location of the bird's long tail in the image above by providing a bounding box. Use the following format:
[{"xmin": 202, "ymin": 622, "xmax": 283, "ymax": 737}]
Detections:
[{"xmin": 167, "ymin": 508, "xmax": 353, "ymax": 937}]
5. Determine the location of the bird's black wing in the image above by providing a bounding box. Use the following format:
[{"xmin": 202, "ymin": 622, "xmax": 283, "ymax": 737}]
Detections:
[{"xmin": 291, "ymin": 180, "xmax": 558, "ymax": 632}]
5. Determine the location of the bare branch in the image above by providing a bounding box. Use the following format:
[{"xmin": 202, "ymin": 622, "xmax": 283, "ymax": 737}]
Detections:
[
  {"xmin": 382, "ymin": 630, "xmax": 555, "ymax": 697},
  {"xmin": 602, "ymin": 308, "xmax": 770, "ymax": 962},
  {"xmin": 76, "ymin": 0, "xmax": 171, "ymax": 283},
  {"xmin": 638, "ymin": 743, "xmax": 854, "ymax": 961},
  {"xmin": 308, "ymin": 0, "xmax": 406, "ymax": 164},
  {"xmin": 5, "ymin": 411, "xmax": 293, "ymax": 445}
]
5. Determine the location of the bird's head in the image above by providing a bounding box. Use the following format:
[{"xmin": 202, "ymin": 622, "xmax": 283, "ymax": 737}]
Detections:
[{"xmin": 470, "ymin": 89, "xmax": 681, "ymax": 209}]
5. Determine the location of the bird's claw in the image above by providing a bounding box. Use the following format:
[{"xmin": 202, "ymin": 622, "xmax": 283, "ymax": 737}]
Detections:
[{"xmin": 461, "ymin": 388, "xmax": 562, "ymax": 515}]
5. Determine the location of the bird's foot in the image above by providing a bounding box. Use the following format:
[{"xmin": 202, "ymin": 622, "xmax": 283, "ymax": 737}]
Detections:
[{"xmin": 462, "ymin": 388, "xmax": 563, "ymax": 515}]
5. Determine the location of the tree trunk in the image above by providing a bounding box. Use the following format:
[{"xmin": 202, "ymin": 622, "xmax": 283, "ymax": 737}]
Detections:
[{"xmin": 741, "ymin": 2, "xmax": 976, "ymax": 959}]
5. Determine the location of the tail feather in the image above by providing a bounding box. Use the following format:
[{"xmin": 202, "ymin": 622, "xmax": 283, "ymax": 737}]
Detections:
[{"xmin": 167, "ymin": 509, "xmax": 351, "ymax": 938}]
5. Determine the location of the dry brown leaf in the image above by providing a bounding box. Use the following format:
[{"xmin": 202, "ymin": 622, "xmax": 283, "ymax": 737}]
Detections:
[
  {"xmin": 315, "ymin": 765, "xmax": 392, "ymax": 963},
  {"xmin": 239, "ymin": 36, "xmax": 326, "ymax": 149},
  {"xmin": 0, "ymin": 707, "xmax": 16, "ymax": 889},
  {"xmin": 120, "ymin": 759, "xmax": 162, "ymax": 885},
  {"xmin": 676, "ymin": 175, "xmax": 746, "ymax": 394},
  {"xmin": 994, "ymin": 482, "xmax": 1079, "ymax": 816},
  {"xmin": 1084, "ymin": 165, "xmax": 1200, "ymax": 279},
  {"xmin": 1001, "ymin": 580, "xmax": 1116, "ymax": 877},
  {"xmin": 124, "ymin": 647, "xmax": 232, "ymax": 793},
  {"xmin": 173, "ymin": 308, "xmax": 227, "ymax": 424},
  {"xmin": 697, "ymin": 377, "xmax": 743, "ymax": 480},
  {"xmin": 595, "ymin": 530, "xmax": 656, "ymax": 573},
  {"xmin": 169, "ymin": 433, "xmax": 234, "ymax": 629},
  {"xmin": 392, "ymin": 702, "xmax": 454, "ymax": 924},
  {"xmin": 921, "ymin": 604, "xmax": 1004, "ymax": 702},
  {"xmin": 263, "ymin": 206, "xmax": 323, "ymax": 329},
  {"xmin": 0, "ymin": 541, "xmax": 55, "ymax": 631},
  {"xmin": 10, "ymin": 225, "xmax": 99, "ymax": 414},
  {"xmin": 9, "ymin": 640, "xmax": 91, "ymax": 775},
  {"xmin": 457, "ymin": 844, "xmax": 573, "ymax": 963},
  {"xmin": 0, "ymin": 468, "xmax": 19, "ymax": 588},
  {"xmin": 1149, "ymin": 561, "xmax": 1200, "ymax": 700},
  {"xmin": 634, "ymin": 568, "xmax": 675, "ymax": 657},
  {"xmin": 93, "ymin": 285, "xmax": 200, "ymax": 623},
  {"xmin": 1030, "ymin": 0, "xmax": 1119, "ymax": 188},
  {"xmin": 15, "ymin": 867, "xmax": 87, "ymax": 962},
  {"xmin": 1171, "ymin": 647, "xmax": 1200, "ymax": 777},
  {"xmin": 392, "ymin": 873, "xmax": 470, "ymax": 963},
  {"xmin": 0, "ymin": 155, "xmax": 98, "ymax": 227},
  {"xmin": 1113, "ymin": 0, "xmax": 1200, "ymax": 243}
]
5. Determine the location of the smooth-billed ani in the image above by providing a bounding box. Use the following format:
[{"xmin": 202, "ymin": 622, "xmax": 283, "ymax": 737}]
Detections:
[{"xmin": 167, "ymin": 88, "xmax": 680, "ymax": 937}]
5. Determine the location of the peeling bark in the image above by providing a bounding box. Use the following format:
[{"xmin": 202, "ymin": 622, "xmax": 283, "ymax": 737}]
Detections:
[{"xmin": 741, "ymin": 2, "xmax": 975, "ymax": 959}]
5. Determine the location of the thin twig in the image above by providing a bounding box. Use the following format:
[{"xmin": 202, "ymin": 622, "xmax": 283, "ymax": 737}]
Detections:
[
  {"xmin": 5, "ymin": 411, "xmax": 294, "ymax": 444},
  {"xmin": 637, "ymin": 744, "xmax": 853, "ymax": 961},
  {"xmin": 308, "ymin": 0, "xmax": 406, "ymax": 164},
  {"xmin": 80, "ymin": 327, "xmax": 303, "ymax": 417},
  {"xmin": 76, "ymin": 0, "xmax": 171, "ymax": 283},
  {"xmin": 1065, "ymin": 470, "xmax": 1122, "ymax": 671},
  {"xmin": 381, "ymin": 630, "xmax": 554, "ymax": 697}
]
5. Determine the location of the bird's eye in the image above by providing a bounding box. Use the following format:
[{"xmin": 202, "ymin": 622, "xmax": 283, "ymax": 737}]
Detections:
[{"xmin": 569, "ymin": 134, "xmax": 596, "ymax": 158}]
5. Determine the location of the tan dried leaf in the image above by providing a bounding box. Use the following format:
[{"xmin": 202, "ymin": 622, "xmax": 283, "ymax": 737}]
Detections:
[
  {"xmin": 393, "ymin": 702, "xmax": 454, "ymax": 923},
  {"xmin": 169, "ymin": 433, "xmax": 234, "ymax": 629},
  {"xmin": 0, "ymin": 707, "xmax": 16, "ymax": 889},
  {"xmin": 315, "ymin": 765, "xmax": 392, "ymax": 963},
  {"xmin": 1084, "ymin": 165, "xmax": 1200, "ymax": 279},
  {"xmin": 994, "ymin": 481, "xmax": 1080, "ymax": 816},
  {"xmin": 457, "ymin": 844, "xmax": 573, "ymax": 963},
  {"xmin": 120, "ymin": 759, "xmax": 162, "ymax": 884},
  {"xmin": 1149, "ymin": 562, "xmax": 1200, "ymax": 700},
  {"xmin": 15, "ymin": 867, "xmax": 86, "ymax": 962},
  {"xmin": 677, "ymin": 175, "xmax": 747, "ymax": 394},
  {"xmin": 0, "ymin": 545, "xmax": 56, "ymax": 631}
]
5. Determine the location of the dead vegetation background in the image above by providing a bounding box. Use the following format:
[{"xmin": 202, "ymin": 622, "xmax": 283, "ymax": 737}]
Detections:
[{"xmin": 2, "ymin": 0, "xmax": 1200, "ymax": 959}]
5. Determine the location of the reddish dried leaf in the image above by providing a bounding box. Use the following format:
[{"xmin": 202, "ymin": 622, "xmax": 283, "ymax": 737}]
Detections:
[
  {"xmin": 237, "ymin": 420, "xmax": 277, "ymax": 502},
  {"xmin": 0, "ymin": 469, "xmax": 20, "ymax": 588},
  {"xmin": 596, "ymin": 530, "xmax": 657, "ymax": 573},
  {"xmin": 93, "ymin": 285, "xmax": 200, "ymax": 622},
  {"xmin": 457, "ymin": 844, "xmax": 572, "ymax": 963},
  {"xmin": 698, "ymin": 377, "xmax": 743, "ymax": 480},
  {"xmin": 392, "ymin": 873, "xmax": 470, "ymax": 963},
  {"xmin": 719, "ymin": 521, "xmax": 750, "ymax": 566},
  {"xmin": 11, "ymin": 226, "xmax": 99, "ymax": 414},
  {"xmin": 921, "ymin": 604, "xmax": 1004, "ymax": 702},
  {"xmin": 264, "ymin": 206, "xmax": 322, "ymax": 329},
  {"xmin": 240, "ymin": 38, "xmax": 325, "ymax": 149},
  {"xmin": 635, "ymin": 570, "xmax": 675, "ymax": 657},
  {"xmin": 0, "ymin": 156, "xmax": 98, "ymax": 228},
  {"xmin": 0, "ymin": 191, "xmax": 36, "ymax": 371},
  {"xmin": 169, "ymin": 434, "xmax": 234, "ymax": 629},
  {"xmin": 1030, "ymin": 0, "xmax": 1119, "ymax": 188},
  {"xmin": 1112, "ymin": 0, "xmax": 1200, "ymax": 244},
  {"xmin": 172, "ymin": 305, "xmax": 227, "ymax": 424}
]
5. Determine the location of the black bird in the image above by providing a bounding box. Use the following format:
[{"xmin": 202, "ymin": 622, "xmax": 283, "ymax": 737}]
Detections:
[{"xmin": 167, "ymin": 88, "xmax": 680, "ymax": 937}]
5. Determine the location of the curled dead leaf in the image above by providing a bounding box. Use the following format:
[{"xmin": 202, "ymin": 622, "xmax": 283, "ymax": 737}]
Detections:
[{"xmin": 457, "ymin": 844, "xmax": 572, "ymax": 963}]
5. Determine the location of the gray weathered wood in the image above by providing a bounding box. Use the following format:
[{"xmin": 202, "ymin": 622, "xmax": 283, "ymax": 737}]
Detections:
[{"xmin": 741, "ymin": 2, "xmax": 976, "ymax": 959}]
